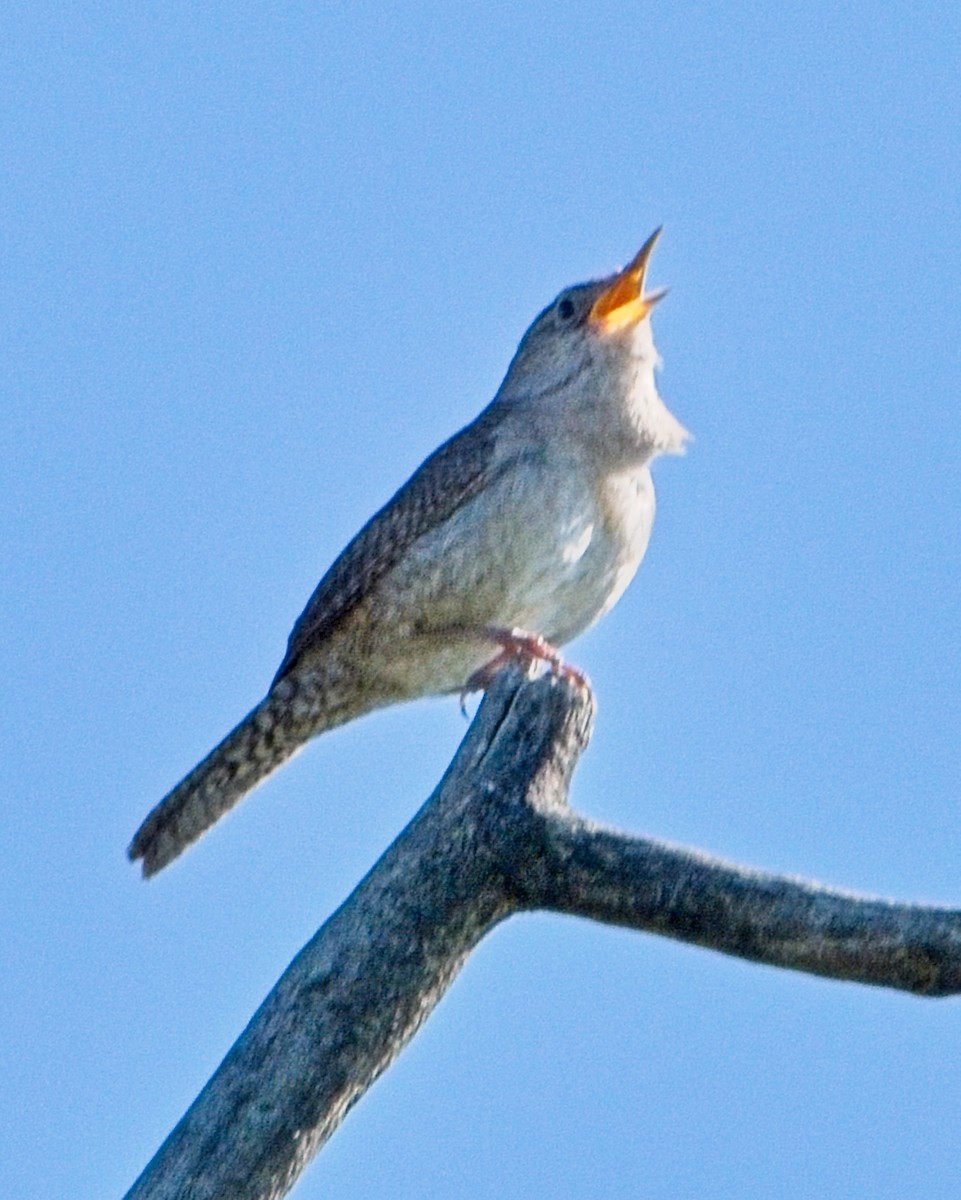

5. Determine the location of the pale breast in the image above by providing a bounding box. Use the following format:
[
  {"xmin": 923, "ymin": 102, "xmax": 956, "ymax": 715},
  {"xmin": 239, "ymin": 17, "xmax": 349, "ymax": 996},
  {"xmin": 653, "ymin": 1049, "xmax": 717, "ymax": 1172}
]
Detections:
[
  {"xmin": 360, "ymin": 454, "xmax": 656, "ymax": 677},
  {"xmin": 524, "ymin": 464, "xmax": 656, "ymax": 644},
  {"xmin": 441, "ymin": 454, "xmax": 656, "ymax": 646}
]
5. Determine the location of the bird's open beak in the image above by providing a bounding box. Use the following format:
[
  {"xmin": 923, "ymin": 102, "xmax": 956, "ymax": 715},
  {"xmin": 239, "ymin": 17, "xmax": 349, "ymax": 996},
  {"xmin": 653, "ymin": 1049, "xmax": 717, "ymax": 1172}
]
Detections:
[{"xmin": 589, "ymin": 228, "xmax": 667, "ymax": 333}]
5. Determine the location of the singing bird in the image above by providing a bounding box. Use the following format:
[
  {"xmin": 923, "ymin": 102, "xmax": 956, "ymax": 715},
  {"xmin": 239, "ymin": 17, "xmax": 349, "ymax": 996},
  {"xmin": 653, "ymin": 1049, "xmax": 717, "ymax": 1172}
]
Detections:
[{"xmin": 129, "ymin": 229, "xmax": 688, "ymax": 876}]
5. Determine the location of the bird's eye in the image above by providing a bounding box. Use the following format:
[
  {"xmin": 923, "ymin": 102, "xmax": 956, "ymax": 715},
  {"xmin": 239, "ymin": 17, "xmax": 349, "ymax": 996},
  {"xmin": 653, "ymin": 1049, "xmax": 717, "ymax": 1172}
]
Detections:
[{"xmin": 557, "ymin": 297, "xmax": 576, "ymax": 321}]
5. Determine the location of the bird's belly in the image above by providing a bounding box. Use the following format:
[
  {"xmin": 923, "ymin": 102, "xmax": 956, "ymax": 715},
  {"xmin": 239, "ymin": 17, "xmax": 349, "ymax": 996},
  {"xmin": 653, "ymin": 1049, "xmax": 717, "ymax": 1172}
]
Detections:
[
  {"xmin": 510, "ymin": 467, "xmax": 656, "ymax": 644},
  {"xmin": 366, "ymin": 461, "xmax": 656, "ymax": 696},
  {"xmin": 432, "ymin": 459, "xmax": 656, "ymax": 642}
]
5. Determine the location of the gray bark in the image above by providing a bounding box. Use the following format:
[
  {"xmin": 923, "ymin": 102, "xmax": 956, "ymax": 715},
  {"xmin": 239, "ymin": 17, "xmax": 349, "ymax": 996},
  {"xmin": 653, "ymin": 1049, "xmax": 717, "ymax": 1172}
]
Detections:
[{"xmin": 123, "ymin": 667, "xmax": 961, "ymax": 1200}]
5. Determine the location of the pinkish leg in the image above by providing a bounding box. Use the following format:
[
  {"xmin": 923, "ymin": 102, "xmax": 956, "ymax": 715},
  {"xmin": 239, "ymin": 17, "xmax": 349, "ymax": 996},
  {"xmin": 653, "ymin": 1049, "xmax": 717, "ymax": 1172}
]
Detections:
[{"xmin": 460, "ymin": 626, "xmax": 590, "ymax": 713}]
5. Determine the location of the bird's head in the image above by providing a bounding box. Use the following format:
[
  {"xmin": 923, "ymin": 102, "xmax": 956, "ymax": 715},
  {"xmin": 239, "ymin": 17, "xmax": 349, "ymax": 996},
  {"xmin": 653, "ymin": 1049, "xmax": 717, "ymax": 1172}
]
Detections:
[{"xmin": 496, "ymin": 229, "xmax": 688, "ymax": 459}]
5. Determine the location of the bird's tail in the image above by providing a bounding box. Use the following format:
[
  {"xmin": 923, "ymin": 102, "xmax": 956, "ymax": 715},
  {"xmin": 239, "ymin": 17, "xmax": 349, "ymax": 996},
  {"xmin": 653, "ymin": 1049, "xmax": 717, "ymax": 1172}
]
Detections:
[{"xmin": 128, "ymin": 675, "xmax": 333, "ymax": 877}]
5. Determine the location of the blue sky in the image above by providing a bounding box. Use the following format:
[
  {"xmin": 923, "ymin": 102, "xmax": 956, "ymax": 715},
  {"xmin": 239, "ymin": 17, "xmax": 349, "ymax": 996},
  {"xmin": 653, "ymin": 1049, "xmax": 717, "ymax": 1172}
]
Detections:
[{"xmin": 2, "ymin": 4, "xmax": 960, "ymax": 1197}]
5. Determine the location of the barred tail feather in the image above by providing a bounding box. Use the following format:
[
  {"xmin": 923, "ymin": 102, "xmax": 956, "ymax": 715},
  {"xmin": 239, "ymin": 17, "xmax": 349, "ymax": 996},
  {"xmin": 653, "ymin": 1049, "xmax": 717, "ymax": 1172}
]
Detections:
[{"xmin": 128, "ymin": 676, "xmax": 331, "ymax": 877}]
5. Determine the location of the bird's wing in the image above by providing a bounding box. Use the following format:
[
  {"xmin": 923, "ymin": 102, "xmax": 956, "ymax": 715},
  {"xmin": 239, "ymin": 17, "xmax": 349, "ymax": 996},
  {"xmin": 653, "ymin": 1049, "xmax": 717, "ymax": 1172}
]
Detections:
[{"xmin": 272, "ymin": 408, "xmax": 507, "ymax": 683}]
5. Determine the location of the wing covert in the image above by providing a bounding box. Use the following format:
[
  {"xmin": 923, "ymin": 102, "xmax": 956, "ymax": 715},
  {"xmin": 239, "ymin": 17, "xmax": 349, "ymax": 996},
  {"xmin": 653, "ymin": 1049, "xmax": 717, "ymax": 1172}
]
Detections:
[{"xmin": 272, "ymin": 409, "xmax": 505, "ymax": 683}]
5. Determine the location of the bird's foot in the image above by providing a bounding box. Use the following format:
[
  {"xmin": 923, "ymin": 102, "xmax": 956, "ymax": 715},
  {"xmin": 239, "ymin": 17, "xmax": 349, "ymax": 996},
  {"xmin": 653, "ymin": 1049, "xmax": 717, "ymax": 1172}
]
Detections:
[{"xmin": 460, "ymin": 627, "xmax": 590, "ymax": 714}]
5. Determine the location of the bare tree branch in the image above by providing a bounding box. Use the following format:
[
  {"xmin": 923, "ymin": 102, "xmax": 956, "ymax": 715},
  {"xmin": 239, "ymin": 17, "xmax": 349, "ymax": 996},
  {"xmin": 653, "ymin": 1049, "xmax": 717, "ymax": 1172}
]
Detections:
[
  {"xmin": 525, "ymin": 822, "xmax": 961, "ymax": 995},
  {"xmin": 123, "ymin": 667, "xmax": 961, "ymax": 1200}
]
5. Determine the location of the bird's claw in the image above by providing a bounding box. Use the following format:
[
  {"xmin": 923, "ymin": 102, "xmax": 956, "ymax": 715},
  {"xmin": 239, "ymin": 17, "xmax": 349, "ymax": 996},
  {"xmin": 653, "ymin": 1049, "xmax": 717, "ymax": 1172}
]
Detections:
[{"xmin": 459, "ymin": 627, "xmax": 589, "ymax": 715}]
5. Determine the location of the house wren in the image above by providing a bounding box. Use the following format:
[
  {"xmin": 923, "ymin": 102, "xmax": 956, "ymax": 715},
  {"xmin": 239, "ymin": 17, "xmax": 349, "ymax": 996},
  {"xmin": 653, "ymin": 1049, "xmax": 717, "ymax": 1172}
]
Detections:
[{"xmin": 129, "ymin": 229, "xmax": 688, "ymax": 876}]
